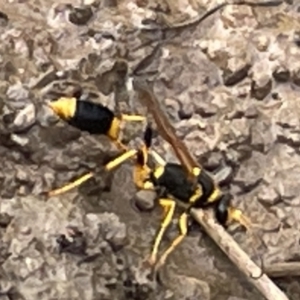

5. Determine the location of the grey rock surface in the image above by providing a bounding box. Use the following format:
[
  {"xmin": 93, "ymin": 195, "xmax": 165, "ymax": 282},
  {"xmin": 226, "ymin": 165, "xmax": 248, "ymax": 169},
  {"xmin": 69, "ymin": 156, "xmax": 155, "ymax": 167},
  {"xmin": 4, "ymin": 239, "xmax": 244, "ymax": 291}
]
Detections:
[{"xmin": 0, "ymin": 1, "xmax": 299, "ymax": 300}]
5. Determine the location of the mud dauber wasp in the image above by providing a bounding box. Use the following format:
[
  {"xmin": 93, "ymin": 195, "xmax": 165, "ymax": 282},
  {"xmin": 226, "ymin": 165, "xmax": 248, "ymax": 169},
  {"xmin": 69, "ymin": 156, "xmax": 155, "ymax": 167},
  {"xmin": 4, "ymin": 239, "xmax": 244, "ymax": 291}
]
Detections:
[{"xmin": 131, "ymin": 79, "xmax": 252, "ymax": 270}]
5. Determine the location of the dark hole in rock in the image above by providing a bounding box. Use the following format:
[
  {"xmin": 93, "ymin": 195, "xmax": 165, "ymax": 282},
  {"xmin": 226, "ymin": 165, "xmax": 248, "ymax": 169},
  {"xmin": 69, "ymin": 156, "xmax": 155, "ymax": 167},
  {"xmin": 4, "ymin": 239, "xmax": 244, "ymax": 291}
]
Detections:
[
  {"xmin": 102, "ymin": 0, "xmax": 118, "ymax": 7},
  {"xmin": 39, "ymin": 62, "xmax": 52, "ymax": 73},
  {"xmin": 294, "ymin": 31, "xmax": 300, "ymax": 47},
  {"xmin": 0, "ymin": 213, "xmax": 12, "ymax": 228},
  {"xmin": 2, "ymin": 113, "xmax": 15, "ymax": 126},
  {"xmin": 222, "ymin": 64, "xmax": 251, "ymax": 87},
  {"xmin": 272, "ymin": 66, "xmax": 290, "ymax": 83},
  {"xmin": 271, "ymin": 92, "xmax": 280, "ymax": 100},
  {"xmin": 3, "ymin": 61, "xmax": 18, "ymax": 79},
  {"xmin": 102, "ymin": 32, "xmax": 116, "ymax": 41},
  {"xmin": 68, "ymin": 6, "xmax": 93, "ymax": 26},
  {"xmin": 0, "ymin": 11, "xmax": 8, "ymax": 26}
]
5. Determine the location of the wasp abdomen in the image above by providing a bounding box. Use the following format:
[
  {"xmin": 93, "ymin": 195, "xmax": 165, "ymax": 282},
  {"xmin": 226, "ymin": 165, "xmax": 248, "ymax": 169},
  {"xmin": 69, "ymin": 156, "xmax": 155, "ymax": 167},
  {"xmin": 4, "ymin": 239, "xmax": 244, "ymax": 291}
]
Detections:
[{"xmin": 68, "ymin": 100, "xmax": 115, "ymax": 135}]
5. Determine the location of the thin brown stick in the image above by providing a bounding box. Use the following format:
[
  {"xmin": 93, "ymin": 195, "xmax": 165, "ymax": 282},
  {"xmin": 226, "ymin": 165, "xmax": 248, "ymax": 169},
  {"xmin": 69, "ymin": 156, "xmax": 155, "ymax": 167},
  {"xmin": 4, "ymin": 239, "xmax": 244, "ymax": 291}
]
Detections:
[
  {"xmin": 190, "ymin": 208, "xmax": 290, "ymax": 300},
  {"xmin": 140, "ymin": 0, "xmax": 283, "ymax": 33},
  {"xmin": 134, "ymin": 79, "xmax": 289, "ymax": 299},
  {"xmin": 265, "ymin": 262, "xmax": 300, "ymax": 278}
]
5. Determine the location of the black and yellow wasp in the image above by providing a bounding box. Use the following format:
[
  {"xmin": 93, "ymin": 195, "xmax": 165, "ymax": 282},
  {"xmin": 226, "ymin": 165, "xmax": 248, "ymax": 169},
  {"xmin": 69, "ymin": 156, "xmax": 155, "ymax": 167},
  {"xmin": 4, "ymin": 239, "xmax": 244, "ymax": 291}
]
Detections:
[
  {"xmin": 131, "ymin": 79, "xmax": 252, "ymax": 269},
  {"xmin": 46, "ymin": 89, "xmax": 146, "ymax": 197},
  {"xmin": 45, "ymin": 0, "xmax": 283, "ymax": 199}
]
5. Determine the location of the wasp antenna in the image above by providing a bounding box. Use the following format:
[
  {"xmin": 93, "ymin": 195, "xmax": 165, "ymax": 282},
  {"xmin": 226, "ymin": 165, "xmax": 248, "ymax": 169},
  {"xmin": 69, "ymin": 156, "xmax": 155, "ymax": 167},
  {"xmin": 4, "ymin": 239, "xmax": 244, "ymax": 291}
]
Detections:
[{"xmin": 144, "ymin": 124, "xmax": 153, "ymax": 149}]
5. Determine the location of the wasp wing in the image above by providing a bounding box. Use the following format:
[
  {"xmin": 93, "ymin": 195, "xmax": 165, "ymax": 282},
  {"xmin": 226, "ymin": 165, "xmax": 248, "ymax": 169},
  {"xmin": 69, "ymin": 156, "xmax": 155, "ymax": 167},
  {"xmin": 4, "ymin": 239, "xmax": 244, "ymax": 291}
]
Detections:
[{"xmin": 133, "ymin": 79, "xmax": 198, "ymax": 181}]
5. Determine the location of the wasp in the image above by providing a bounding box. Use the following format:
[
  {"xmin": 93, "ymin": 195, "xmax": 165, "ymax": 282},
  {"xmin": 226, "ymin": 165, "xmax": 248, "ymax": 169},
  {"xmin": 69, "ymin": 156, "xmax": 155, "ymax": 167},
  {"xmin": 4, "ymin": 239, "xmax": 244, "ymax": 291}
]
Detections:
[
  {"xmin": 131, "ymin": 79, "xmax": 252, "ymax": 269},
  {"xmin": 46, "ymin": 90, "xmax": 146, "ymax": 197}
]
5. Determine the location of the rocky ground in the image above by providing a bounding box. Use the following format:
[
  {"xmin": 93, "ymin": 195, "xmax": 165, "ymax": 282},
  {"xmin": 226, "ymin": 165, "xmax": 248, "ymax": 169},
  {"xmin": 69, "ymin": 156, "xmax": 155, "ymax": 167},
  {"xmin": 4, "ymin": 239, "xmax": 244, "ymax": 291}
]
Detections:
[{"xmin": 0, "ymin": 0, "xmax": 300, "ymax": 299}]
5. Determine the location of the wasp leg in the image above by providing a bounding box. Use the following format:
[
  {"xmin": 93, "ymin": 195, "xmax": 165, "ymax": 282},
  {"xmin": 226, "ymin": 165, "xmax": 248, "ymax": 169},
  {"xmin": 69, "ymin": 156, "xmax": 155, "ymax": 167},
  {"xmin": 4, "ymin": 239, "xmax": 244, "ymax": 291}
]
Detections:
[
  {"xmin": 214, "ymin": 194, "xmax": 251, "ymax": 231},
  {"xmin": 48, "ymin": 149, "xmax": 138, "ymax": 197},
  {"xmin": 107, "ymin": 118, "xmax": 128, "ymax": 151},
  {"xmin": 227, "ymin": 206, "xmax": 252, "ymax": 231},
  {"xmin": 104, "ymin": 149, "xmax": 138, "ymax": 171},
  {"xmin": 155, "ymin": 212, "xmax": 188, "ymax": 270},
  {"xmin": 148, "ymin": 198, "xmax": 176, "ymax": 266},
  {"xmin": 47, "ymin": 172, "xmax": 94, "ymax": 197},
  {"xmin": 108, "ymin": 115, "xmax": 145, "ymax": 151},
  {"xmin": 120, "ymin": 114, "xmax": 146, "ymax": 122}
]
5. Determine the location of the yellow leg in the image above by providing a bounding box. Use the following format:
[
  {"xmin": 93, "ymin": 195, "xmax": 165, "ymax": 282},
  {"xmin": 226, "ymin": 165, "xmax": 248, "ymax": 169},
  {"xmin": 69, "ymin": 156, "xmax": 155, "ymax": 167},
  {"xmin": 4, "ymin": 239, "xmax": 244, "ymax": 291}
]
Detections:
[
  {"xmin": 108, "ymin": 114, "xmax": 144, "ymax": 151},
  {"xmin": 104, "ymin": 149, "xmax": 138, "ymax": 171},
  {"xmin": 47, "ymin": 172, "xmax": 94, "ymax": 197},
  {"xmin": 148, "ymin": 198, "xmax": 176, "ymax": 266},
  {"xmin": 47, "ymin": 149, "xmax": 138, "ymax": 197},
  {"xmin": 47, "ymin": 113, "xmax": 146, "ymax": 198},
  {"xmin": 110, "ymin": 114, "xmax": 146, "ymax": 151},
  {"xmin": 120, "ymin": 114, "xmax": 146, "ymax": 122},
  {"xmin": 155, "ymin": 212, "xmax": 188, "ymax": 270},
  {"xmin": 227, "ymin": 207, "xmax": 252, "ymax": 231}
]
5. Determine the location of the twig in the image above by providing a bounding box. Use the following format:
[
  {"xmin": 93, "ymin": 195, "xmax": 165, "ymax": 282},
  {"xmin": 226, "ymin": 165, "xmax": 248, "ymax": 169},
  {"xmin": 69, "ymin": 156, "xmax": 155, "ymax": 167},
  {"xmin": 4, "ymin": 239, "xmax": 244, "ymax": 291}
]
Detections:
[
  {"xmin": 190, "ymin": 208, "xmax": 290, "ymax": 300},
  {"xmin": 174, "ymin": 197, "xmax": 290, "ymax": 298},
  {"xmin": 133, "ymin": 78, "xmax": 289, "ymax": 299},
  {"xmin": 132, "ymin": 0, "xmax": 283, "ymax": 74},
  {"xmin": 140, "ymin": 0, "xmax": 283, "ymax": 33},
  {"xmin": 265, "ymin": 262, "xmax": 300, "ymax": 278}
]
